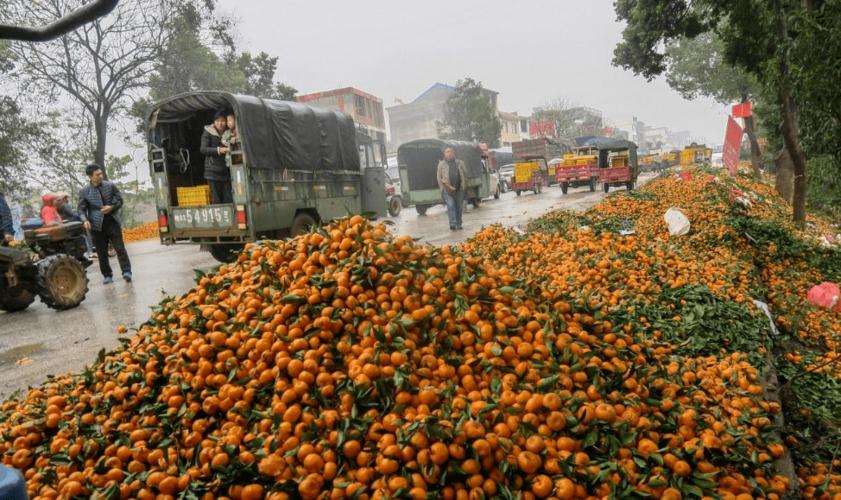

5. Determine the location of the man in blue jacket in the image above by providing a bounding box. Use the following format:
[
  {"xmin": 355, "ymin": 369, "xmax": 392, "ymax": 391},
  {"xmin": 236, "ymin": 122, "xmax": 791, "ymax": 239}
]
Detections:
[
  {"xmin": 0, "ymin": 193, "xmax": 14, "ymax": 245},
  {"xmin": 78, "ymin": 164, "xmax": 132, "ymax": 284}
]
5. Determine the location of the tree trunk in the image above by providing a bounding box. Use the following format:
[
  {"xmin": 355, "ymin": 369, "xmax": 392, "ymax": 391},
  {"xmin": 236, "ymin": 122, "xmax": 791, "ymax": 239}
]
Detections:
[
  {"xmin": 774, "ymin": 0, "xmax": 808, "ymax": 226},
  {"xmin": 774, "ymin": 147, "xmax": 794, "ymax": 203},
  {"xmin": 93, "ymin": 113, "xmax": 109, "ymax": 180},
  {"xmin": 741, "ymin": 96, "xmax": 763, "ymax": 178}
]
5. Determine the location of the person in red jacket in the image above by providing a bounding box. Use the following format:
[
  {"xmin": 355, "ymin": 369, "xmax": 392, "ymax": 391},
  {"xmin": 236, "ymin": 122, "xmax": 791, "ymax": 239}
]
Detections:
[{"xmin": 40, "ymin": 193, "xmax": 61, "ymax": 226}]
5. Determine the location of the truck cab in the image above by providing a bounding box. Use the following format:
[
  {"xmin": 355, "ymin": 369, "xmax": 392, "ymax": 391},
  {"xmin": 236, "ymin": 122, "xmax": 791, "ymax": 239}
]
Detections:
[{"xmin": 147, "ymin": 92, "xmax": 386, "ymax": 262}]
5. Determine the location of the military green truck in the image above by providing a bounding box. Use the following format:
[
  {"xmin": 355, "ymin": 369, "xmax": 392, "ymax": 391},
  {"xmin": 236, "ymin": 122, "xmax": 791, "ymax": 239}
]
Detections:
[
  {"xmin": 147, "ymin": 92, "xmax": 386, "ymax": 262},
  {"xmin": 396, "ymin": 139, "xmax": 496, "ymax": 215}
]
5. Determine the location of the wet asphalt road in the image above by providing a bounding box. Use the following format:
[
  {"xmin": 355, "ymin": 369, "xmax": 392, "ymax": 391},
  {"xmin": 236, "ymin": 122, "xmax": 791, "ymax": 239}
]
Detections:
[{"xmin": 0, "ymin": 174, "xmax": 653, "ymax": 399}]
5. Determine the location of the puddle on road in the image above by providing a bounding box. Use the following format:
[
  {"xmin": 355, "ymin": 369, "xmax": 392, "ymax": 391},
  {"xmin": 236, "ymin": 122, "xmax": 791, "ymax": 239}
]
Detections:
[{"xmin": 0, "ymin": 342, "xmax": 45, "ymax": 364}]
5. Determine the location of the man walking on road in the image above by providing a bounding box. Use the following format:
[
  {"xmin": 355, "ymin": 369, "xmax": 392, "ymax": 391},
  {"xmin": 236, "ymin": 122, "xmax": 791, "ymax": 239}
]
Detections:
[
  {"xmin": 78, "ymin": 164, "xmax": 132, "ymax": 284},
  {"xmin": 437, "ymin": 146, "xmax": 467, "ymax": 231}
]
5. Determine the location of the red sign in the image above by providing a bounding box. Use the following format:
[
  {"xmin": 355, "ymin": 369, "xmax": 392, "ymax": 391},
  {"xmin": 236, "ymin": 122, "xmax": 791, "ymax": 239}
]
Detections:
[
  {"xmin": 529, "ymin": 120, "xmax": 556, "ymax": 138},
  {"xmin": 732, "ymin": 102, "xmax": 752, "ymax": 118},
  {"xmin": 723, "ymin": 116, "xmax": 743, "ymax": 175}
]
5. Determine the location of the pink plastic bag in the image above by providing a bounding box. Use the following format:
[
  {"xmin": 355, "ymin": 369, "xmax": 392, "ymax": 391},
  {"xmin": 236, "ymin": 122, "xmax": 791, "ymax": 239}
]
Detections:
[
  {"xmin": 677, "ymin": 172, "xmax": 693, "ymax": 181},
  {"xmin": 807, "ymin": 282, "xmax": 840, "ymax": 310}
]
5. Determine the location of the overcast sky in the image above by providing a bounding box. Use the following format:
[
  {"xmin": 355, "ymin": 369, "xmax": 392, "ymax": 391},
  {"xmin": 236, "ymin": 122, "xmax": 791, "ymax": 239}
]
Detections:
[{"xmin": 217, "ymin": 0, "xmax": 729, "ymax": 145}]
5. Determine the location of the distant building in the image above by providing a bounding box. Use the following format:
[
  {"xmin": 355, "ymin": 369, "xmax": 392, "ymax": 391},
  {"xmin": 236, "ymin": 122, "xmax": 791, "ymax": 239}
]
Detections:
[
  {"xmin": 297, "ymin": 87, "xmax": 386, "ymax": 143},
  {"xmin": 386, "ymin": 82, "xmax": 498, "ymax": 152},
  {"xmin": 499, "ymin": 111, "xmax": 522, "ymax": 147}
]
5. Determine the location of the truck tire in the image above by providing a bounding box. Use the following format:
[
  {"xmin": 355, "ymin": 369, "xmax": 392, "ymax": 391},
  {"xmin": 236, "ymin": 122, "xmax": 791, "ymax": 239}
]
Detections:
[
  {"xmin": 515, "ymin": 190, "xmax": 521, "ymax": 197},
  {"xmin": 36, "ymin": 254, "xmax": 88, "ymax": 310},
  {"xmin": 387, "ymin": 196, "xmax": 402, "ymax": 217},
  {"xmin": 589, "ymin": 177, "xmax": 596, "ymax": 192},
  {"xmin": 291, "ymin": 212, "xmax": 318, "ymax": 236},
  {"xmin": 626, "ymin": 180, "xmax": 635, "ymax": 191},
  {"xmin": 415, "ymin": 205, "xmax": 429, "ymax": 216},
  {"xmin": 471, "ymin": 198, "xmax": 481, "ymax": 208},
  {"xmin": 603, "ymin": 183, "xmax": 610, "ymax": 194},
  {"xmin": 208, "ymin": 243, "xmax": 243, "ymax": 263},
  {"xmin": 494, "ymin": 186, "xmax": 500, "ymax": 199},
  {"xmin": 561, "ymin": 182, "xmax": 569, "ymax": 194},
  {"xmin": 0, "ymin": 286, "xmax": 36, "ymax": 312}
]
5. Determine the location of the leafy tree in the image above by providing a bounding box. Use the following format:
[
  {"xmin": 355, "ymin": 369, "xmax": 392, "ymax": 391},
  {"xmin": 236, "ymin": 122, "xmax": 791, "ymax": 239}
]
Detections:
[
  {"xmin": 664, "ymin": 33, "xmax": 763, "ymax": 177},
  {"xmin": 0, "ymin": 97, "xmax": 43, "ymax": 194},
  {"xmin": 437, "ymin": 78, "xmax": 501, "ymax": 147},
  {"xmin": 133, "ymin": 3, "xmax": 297, "ymax": 126},
  {"xmin": 613, "ymin": 0, "xmax": 816, "ymax": 225},
  {"xmin": 532, "ymin": 99, "xmax": 604, "ymax": 139},
  {"xmin": 6, "ymin": 0, "xmax": 173, "ymax": 169}
]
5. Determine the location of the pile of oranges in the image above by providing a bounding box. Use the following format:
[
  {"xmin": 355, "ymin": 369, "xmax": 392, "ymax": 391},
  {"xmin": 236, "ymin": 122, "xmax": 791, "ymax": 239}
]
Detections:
[
  {"xmin": 0, "ymin": 167, "xmax": 838, "ymax": 499},
  {"xmin": 122, "ymin": 222, "xmax": 159, "ymax": 243}
]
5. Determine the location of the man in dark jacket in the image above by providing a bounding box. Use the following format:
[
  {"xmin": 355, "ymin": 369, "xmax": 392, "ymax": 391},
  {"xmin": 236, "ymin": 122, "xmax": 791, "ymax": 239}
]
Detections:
[
  {"xmin": 78, "ymin": 164, "xmax": 132, "ymax": 284},
  {"xmin": 201, "ymin": 110, "xmax": 231, "ymax": 204},
  {"xmin": 0, "ymin": 193, "xmax": 14, "ymax": 245}
]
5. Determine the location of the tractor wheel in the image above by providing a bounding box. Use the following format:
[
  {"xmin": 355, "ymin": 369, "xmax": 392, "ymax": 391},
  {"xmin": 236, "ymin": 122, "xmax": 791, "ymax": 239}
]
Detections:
[
  {"xmin": 561, "ymin": 182, "xmax": 569, "ymax": 194},
  {"xmin": 415, "ymin": 205, "xmax": 429, "ymax": 216},
  {"xmin": 208, "ymin": 243, "xmax": 243, "ymax": 263},
  {"xmin": 0, "ymin": 286, "xmax": 36, "ymax": 312},
  {"xmin": 589, "ymin": 177, "xmax": 596, "ymax": 192},
  {"xmin": 603, "ymin": 183, "xmax": 610, "ymax": 194},
  {"xmin": 36, "ymin": 254, "xmax": 88, "ymax": 310},
  {"xmin": 388, "ymin": 196, "xmax": 402, "ymax": 217},
  {"xmin": 291, "ymin": 212, "xmax": 318, "ymax": 236}
]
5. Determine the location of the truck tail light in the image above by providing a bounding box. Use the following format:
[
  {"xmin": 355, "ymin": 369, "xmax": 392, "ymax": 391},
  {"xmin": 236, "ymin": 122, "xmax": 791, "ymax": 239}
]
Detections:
[
  {"xmin": 158, "ymin": 211, "xmax": 169, "ymax": 232},
  {"xmin": 235, "ymin": 205, "xmax": 247, "ymax": 229}
]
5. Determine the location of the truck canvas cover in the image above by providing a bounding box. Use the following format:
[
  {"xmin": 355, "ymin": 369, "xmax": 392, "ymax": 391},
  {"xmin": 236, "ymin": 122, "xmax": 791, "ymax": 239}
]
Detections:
[
  {"xmin": 397, "ymin": 139, "xmax": 484, "ymax": 191},
  {"xmin": 149, "ymin": 92, "xmax": 360, "ymax": 172}
]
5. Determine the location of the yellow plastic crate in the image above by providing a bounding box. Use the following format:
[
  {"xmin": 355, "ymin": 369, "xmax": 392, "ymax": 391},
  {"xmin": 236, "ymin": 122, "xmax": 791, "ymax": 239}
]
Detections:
[
  {"xmin": 177, "ymin": 185, "xmax": 211, "ymax": 207},
  {"xmin": 610, "ymin": 156, "xmax": 629, "ymax": 168},
  {"xmin": 514, "ymin": 162, "xmax": 538, "ymax": 183}
]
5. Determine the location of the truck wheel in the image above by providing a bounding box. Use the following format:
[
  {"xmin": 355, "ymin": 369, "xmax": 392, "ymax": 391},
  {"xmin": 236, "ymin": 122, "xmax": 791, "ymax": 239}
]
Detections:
[
  {"xmin": 291, "ymin": 212, "xmax": 318, "ymax": 236},
  {"xmin": 36, "ymin": 254, "xmax": 88, "ymax": 310},
  {"xmin": 208, "ymin": 243, "xmax": 243, "ymax": 263},
  {"xmin": 471, "ymin": 198, "xmax": 481, "ymax": 208},
  {"xmin": 561, "ymin": 182, "xmax": 569, "ymax": 194},
  {"xmin": 494, "ymin": 186, "xmax": 500, "ymax": 199},
  {"xmin": 603, "ymin": 183, "xmax": 610, "ymax": 194},
  {"xmin": 589, "ymin": 178, "xmax": 596, "ymax": 192},
  {"xmin": 0, "ymin": 286, "xmax": 36, "ymax": 312},
  {"xmin": 626, "ymin": 180, "xmax": 635, "ymax": 191},
  {"xmin": 515, "ymin": 190, "xmax": 521, "ymax": 197},
  {"xmin": 388, "ymin": 196, "xmax": 402, "ymax": 217},
  {"xmin": 415, "ymin": 205, "xmax": 428, "ymax": 216}
]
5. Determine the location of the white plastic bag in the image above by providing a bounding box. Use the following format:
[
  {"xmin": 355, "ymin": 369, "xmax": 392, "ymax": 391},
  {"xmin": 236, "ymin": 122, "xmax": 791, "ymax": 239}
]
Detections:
[{"xmin": 664, "ymin": 208, "xmax": 690, "ymax": 236}]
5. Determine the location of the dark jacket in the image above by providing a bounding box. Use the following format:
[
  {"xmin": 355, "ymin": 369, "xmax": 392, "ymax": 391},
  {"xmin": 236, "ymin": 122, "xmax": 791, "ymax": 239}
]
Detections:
[
  {"xmin": 78, "ymin": 181, "xmax": 123, "ymax": 232},
  {"xmin": 58, "ymin": 202, "xmax": 81, "ymax": 222},
  {"xmin": 437, "ymin": 159, "xmax": 467, "ymax": 194},
  {"xmin": 200, "ymin": 125, "xmax": 230, "ymax": 181},
  {"xmin": 0, "ymin": 194, "xmax": 13, "ymax": 237}
]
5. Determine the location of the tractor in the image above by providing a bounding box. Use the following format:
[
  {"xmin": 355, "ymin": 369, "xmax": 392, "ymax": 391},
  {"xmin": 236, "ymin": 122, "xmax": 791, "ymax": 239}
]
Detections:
[{"xmin": 0, "ymin": 221, "xmax": 91, "ymax": 312}]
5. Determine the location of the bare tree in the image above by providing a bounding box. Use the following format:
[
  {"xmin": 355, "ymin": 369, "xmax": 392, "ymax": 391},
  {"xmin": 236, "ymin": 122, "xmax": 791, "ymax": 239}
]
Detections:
[{"xmin": 8, "ymin": 0, "xmax": 171, "ymax": 168}]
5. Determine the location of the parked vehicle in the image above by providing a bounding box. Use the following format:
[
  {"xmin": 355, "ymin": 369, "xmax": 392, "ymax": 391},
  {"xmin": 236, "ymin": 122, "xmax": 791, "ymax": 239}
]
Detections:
[
  {"xmin": 0, "ymin": 222, "xmax": 91, "ymax": 312},
  {"xmin": 511, "ymin": 156, "xmax": 548, "ymax": 196},
  {"xmin": 575, "ymin": 137, "xmax": 639, "ymax": 193},
  {"xmin": 556, "ymin": 147, "xmax": 599, "ymax": 194},
  {"xmin": 680, "ymin": 143, "xmax": 713, "ymax": 165},
  {"xmin": 498, "ymin": 163, "xmax": 515, "ymax": 192},
  {"xmin": 512, "ymin": 138, "xmax": 571, "ymax": 186},
  {"xmin": 385, "ymin": 171, "xmax": 402, "ymax": 217},
  {"xmin": 396, "ymin": 139, "xmax": 495, "ymax": 215},
  {"xmin": 147, "ymin": 92, "xmax": 387, "ymax": 262}
]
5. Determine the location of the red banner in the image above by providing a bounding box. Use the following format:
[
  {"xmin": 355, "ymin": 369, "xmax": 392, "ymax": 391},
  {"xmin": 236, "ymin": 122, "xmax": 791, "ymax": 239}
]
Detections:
[
  {"xmin": 732, "ymin": 102, "xmax": 752, "ymax": 118},
  {"xmin": 723, "ymin": 116, "xmax": 743, "ymax": 175}
]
